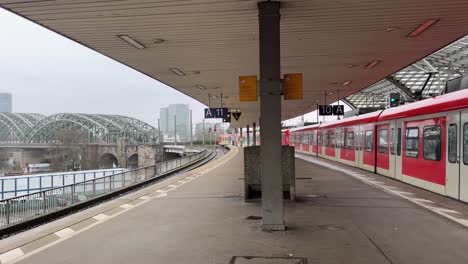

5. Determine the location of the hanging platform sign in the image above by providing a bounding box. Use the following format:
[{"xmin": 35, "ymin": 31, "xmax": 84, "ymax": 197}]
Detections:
[
  {"xmin": 318, "ymin": 105, "xmax": 344, "ymax": 116},
  {"xmin": 283, "ymin": 73, "xmax": 303, "ymax": 100},
  {"xmin": 232, "ymin": 112, "xmax": 242, "ymax": 121},
  {"xmin": 239, "ymin": 76, "xmax": 258, "ymax": 102},
  {"xmin": 204, "ymin": 107, "xmax": 228, "ymax": 119}
]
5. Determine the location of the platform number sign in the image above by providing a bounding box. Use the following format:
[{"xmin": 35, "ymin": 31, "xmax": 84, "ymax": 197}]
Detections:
[
  {"xmin": 204, "ymin": 108, "xmax": 228, "ymax": 119},
  {"xmin": 319, "ymin": 105, "xmax": 344, "ymax": 116}
]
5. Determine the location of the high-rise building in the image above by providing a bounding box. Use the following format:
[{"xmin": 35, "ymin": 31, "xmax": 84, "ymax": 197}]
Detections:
[
  {"xmin": 0, "ymin": 93, "xmax": 12, "ymax": 113},
  {"xmin": 159, "ymin": 104, "xmax": 190, "ymax": 142}
]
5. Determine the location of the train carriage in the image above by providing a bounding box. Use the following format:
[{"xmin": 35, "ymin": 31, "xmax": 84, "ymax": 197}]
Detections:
[{"xmin": 285, "ymin": 89, "xmax": 468, "ymax": 203}]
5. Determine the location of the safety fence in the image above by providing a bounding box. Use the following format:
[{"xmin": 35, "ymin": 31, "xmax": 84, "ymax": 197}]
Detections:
[
  {"xmin": 0, "ymin": 149, "xmax": 210, "ymax": 228},
  {"xmin": 0, "ymin": 169, "xmax": 127, "ymax": 200}
]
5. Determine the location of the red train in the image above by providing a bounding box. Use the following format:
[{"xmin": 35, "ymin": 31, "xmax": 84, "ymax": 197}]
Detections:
[{"xmin": 283, "ymin": 89, "xmax": 468, "ymax": 202}]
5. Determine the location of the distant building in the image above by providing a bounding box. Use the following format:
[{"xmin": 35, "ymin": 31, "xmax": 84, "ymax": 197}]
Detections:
[
  {"xmin": 159, "ymin": 104, "xmax": 190, "ymax": 142},
  {"xmin": 0, "ymin": 93, "xmax": 12, "ymax": 113}
]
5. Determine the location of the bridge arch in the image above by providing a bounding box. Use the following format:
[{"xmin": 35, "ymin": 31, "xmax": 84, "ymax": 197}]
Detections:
[
  {"xmin": 25, "ymin": 113, "xmax": 160, "ymax": 144},
  {"xmin": 0, "ymin": 113, "xmax": 45, "ymax": 142},
  {"xmin": 127, "ymin": 154, "xmax": 139, "ymax": 169},
  {"xmin": 99, "ymin": 153, "xmax": 119, "ymax": 169}
]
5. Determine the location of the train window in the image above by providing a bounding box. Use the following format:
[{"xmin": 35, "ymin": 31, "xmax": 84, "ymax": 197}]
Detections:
[
  {"xmin": 423, "ymin": 126, "xmax": 441, "ymax": 161},
  {"xmin": 379, "ymin": 129, "xmax": 388, "ymax": 154},
  {"xmin": 405, "ymin": 128, "xmax": 419, "ymax": 158},
  {"xmin": 448, "ymin": 124, "xmax": 457, "ymax": 163},
  {"xmin": 464, "ymin": 123, "xmax": 468, "ymax": 165},
  {"xmin": 318, "ymin": 132, "xmax": 322, "ymax": 146},
  {"xmin": 397, "ymin": 128, "xmax": 402, "ymax": 156},
  {"xmin": 330, "ymin": 133, "xmax": 335, "ymax": 147},
  {"xmin": 341, "ymin": 132, "xmax": 346, "ymax": 149},
  {"xmin": 356, "ymin": 131, "xmax": 362, "ymax": 151},
  {"xmin": 365, "ymin": 130, "xmax": 373, "ymax": 152},
  {"xmin": 347, "ymin": 132, "xmax": 354, "ymax": 150},
  {"xmin": 390, "ymin": 128, "xmax": 395, "ymax": 155}
]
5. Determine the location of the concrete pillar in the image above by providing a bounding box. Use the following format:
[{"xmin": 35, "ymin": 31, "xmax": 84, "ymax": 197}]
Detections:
[
  {"xmin": 253, "ymin": 122, "xmax": 257, "ymax": 146},
  {"xmin": 247, "ymin": 125, "xmax": 250, "ymax": 146},
  {"xmin": 258, "ymin": 1, "xmax": 285, "ymax": 231}
]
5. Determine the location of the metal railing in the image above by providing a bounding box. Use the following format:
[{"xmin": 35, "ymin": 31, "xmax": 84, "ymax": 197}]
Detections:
[
  {"xmin": 0, "ymin": 169, "xmax": 127, "ymax": 200},
  {"xmin": 0, "ymin": 149, "xmax": 209, "ymax": 228}
]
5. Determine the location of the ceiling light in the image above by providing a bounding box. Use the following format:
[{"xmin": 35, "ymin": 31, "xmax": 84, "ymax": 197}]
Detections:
[
  {"xmin": 327, "ymin": 92, "xmax": 334, "ymax": 96},
  {"xmin": 212, "ymin": 95, "xmax": 218, "ymax": 99},
  {"xmin": 365, "ymin": 60, "xmax": 381, "ymax": 69},
  {"xmin": 169, "ymin": 68, "xmax": 186, "ymax": 76},
  {"xmin": 343, "ymin": 80, "xmax": 352, "ymax": 86},
  {"xmin": 196, "ymin": 85, "xmax": 206, "ymax": 90},
  {"xmin": 117, "ymin": 35, "xmax": 146, "ymax": 49},
  {"xmin": 153, "ymin": 38, "xmax": 165, "ymax": 44},
  {"xmin": 408, "ymin": 19, "xmax": 439, "ymax": 37}
]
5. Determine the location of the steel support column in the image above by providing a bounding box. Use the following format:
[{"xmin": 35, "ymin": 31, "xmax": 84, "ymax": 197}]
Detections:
[
  {"xmin": 258, "ymin": 0, "xmax": 285, "ymax": 231},
  {"xmin": 253, "ymin": 122, "xmax": 257, "ymax": 146},
  {"xmin": 247, "ymin": 125, "xmax": 250, "ymax": 146}
]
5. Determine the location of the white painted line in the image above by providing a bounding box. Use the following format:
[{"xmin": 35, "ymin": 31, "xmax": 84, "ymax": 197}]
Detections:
[
  {"xmin": 367, "ymin": 181, "xmax": 385, "ymax": 184},
  {"xmin": 0, "ymin": 248, "xmax": 24, "ymax": 263},
  {"xmin": 413, "ymin": 198, "xmax": 434, "ymax": 203},
  {"xmin": 178, "ymin": 180, "xmax": 187, "ymax": 184},
  {"xmin": 395, "ymin": 191, "xmax": 414, "ymax": 196},
  {"xmin": 120, "ymin": 204, "xmax": 134, "ymax": 209},
  {"xmin": 139, "ymin": 196, "xmax": 151, "ymax": 200},
  {"xmin": 93, "ymin": 214, "xmax": 109, "ymax": 221},
  {"xmin": 430, "ymin": 207, "xmax": 462, "ymax": 214},
  {"xmin": 54, "ymin": 228, "xmax": 75, "ymax": 238},
  {"xmin": 155, "ymin": 190, "xmax": 165, "ymax": 193},
  {"xmin": 168, "ymin": 184, "xmax": 177, "ymax": 188},
  {"xmin": 156, "ymin": 193, "xmax": 167, "ymax": 198}
]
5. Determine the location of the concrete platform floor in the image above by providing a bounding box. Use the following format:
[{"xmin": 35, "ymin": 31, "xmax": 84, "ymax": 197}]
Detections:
[{"xmin": 3, "ymin": 147, "xmax": 468, "ymax": 264}]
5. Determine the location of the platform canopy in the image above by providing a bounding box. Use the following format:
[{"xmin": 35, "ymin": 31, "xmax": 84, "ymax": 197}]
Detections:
[
  {"xmin": 2, "ymin": 0, "xmax": 468, "ymax": 127},
  {"xmin": 346, "ymin": 35, "xmax": 468, "ymax": 109}
]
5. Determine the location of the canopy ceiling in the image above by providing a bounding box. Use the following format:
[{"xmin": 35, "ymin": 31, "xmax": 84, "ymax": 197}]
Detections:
[{"xmin": 2, "ymin": 0, "xmax": 468, "ymax": 127}]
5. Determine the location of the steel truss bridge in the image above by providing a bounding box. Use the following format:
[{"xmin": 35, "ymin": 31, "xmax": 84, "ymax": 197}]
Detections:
[{"xmin": 0, "ymin": 113, "xmax": 159, "ymax": 144}]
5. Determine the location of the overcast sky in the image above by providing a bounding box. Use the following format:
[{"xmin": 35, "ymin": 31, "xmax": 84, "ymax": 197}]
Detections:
[{"xmin": 0, "ymin": 8, "xmax": 210, "ymax": 126}]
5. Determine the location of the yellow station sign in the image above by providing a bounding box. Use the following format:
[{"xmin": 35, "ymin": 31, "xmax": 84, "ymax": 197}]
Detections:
[
  {"xmin": 283, "ymin": 73, "xmax": 303, "ymax": 100},
  {"xmin": 239, "ymin": 76, "xmax": 258, "ymax": 102}
]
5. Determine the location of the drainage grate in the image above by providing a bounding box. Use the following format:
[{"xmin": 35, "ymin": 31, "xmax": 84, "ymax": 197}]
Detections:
[
  {"xmin": 229, "ymin": 256, "xmax": 308, "ymax": 264},
  {"xmin": 245, "ymin": 215, "xmax": 262, "ymax": 220}
]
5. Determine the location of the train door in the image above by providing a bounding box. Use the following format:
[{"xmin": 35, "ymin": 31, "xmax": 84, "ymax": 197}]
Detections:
[
  {"xmin": 309, "ymin": 131, "xmax": 314, "ymax": 154},
  {"xmin": 352, "ymin": 127, "xmax": 359, "ymax": 167},
  {"xmin": 335, "ymin": 128, "xmax": 341, "ymax": 162},
  {"xmin": 446, "ymin": 111, "xmax": 460, "ymax": 199},
  {"xmin": 389, "ymin": 120, "xmax": 397, "ymax": 178},
  {"xmin": 461, "ymin": 110, "xmax": 468, "ymax": 202},
  {"xmin": 356, "ymin": 126, "xmax": 364, "ymax": 169},
  {"xmin": 376, "ymin": 124, "xmax": 390, "ymax": 176},
  {"xmin": 395, "ymin": 120, "xmax": 403, "ymax": 181}
]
